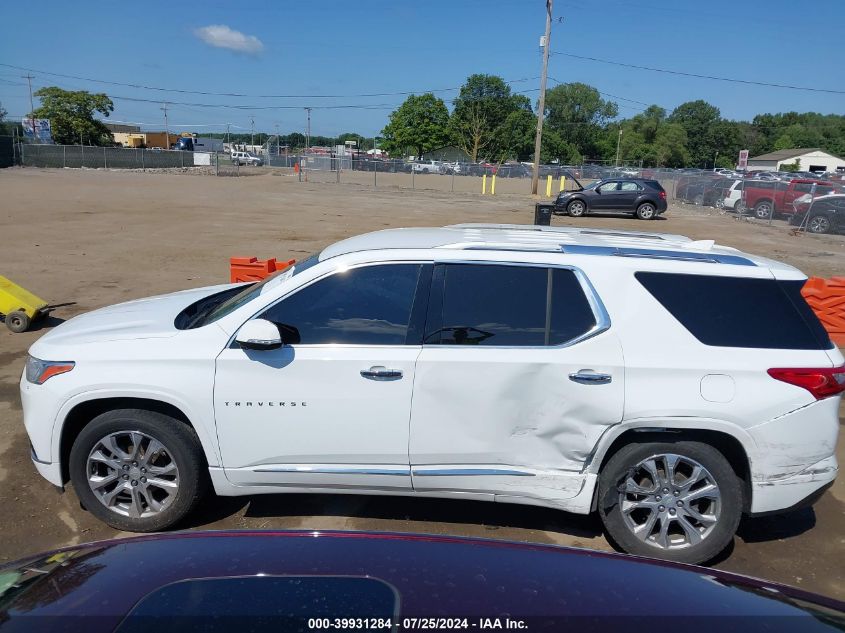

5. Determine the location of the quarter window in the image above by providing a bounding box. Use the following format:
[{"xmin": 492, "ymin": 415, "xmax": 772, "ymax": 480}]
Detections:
[
  {"xmin": 427, "ymin": 264, "xmax": 597, "ymax": 347},
  {"xmin": 260, "ymin": 264, "xmax": 424, "ymax": 345}
]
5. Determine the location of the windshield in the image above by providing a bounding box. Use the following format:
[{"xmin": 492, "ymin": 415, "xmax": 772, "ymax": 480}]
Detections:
[{"xmin": 185, "ymin": 252, "xmax": 321, "ymax": 328}]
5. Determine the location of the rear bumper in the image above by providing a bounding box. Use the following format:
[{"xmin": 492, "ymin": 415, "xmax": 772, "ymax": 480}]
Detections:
[{"xmin": 750, "ymin": 456, "xmax": 837, "ymax": 514}]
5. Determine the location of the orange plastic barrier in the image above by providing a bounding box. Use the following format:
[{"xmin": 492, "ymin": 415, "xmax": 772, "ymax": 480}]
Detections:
[
  {"xmin": 802, "ymin": 277, "xmax": 845, "ymax": 347},
  {"xmin": 229, "ymin": 257, "xmax": 296, "ymax": 283}
]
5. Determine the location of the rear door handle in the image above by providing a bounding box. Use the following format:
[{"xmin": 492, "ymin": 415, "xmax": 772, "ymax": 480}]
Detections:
[
  {"xmin": 568, "ymin": 370, "xmax": 612, "ymax": 385},
  {"xmin": 360, "ymin": 366, "xmax": 403, "ymax": 380}
]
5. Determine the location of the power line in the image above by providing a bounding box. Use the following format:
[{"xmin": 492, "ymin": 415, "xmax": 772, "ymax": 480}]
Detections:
[
  {"xmin": 0, "ymin": 62, "xmax": 537, "ymax": 99},
  {"xmin": 551, "ymin": 51, "xmax": 845, "ymax": 95}
]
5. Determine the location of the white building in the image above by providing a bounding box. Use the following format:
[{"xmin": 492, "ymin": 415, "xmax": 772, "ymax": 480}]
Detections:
[{"xmin": 747, "ymin": 148, "xmax": 845, "ymax": 173}]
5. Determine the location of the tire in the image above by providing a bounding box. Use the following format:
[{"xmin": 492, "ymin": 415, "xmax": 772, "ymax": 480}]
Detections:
[
  {"xmin": 598, "ymin": 440, "xmax": 742, "ymax": 565},
  {"xmin": 735, "ymin": 201, "xmax": 746, "ymax": 214},
  {"xmin": 693, "ymin": 194, "xmax": 704, "ymax": 206},
  {"xmin": 69, "ymin": 409, "xmax": 208, "ymax": 532},
  {"xmin": 754, "ymin": 201, "xmax": 773, "ymax": 220},
  {"xmin": 6, "ymin": 310, "xmax": 30, "ymax": 333},
  {"xmin": 636, "ymin": 203, "xmax": 656, "ymax": 220},
  {"xmin": 567, "ymin": 200, "xmax": 587, "ymax": 217},
  {"xmin": 808, "ymin": 215, "xmax": 832, "ymax": 234}
]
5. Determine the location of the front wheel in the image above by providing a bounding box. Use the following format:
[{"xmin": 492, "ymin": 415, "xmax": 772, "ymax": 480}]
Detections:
[
  {"xmin": 636, "ymin": 203, "xmax": 656, "ymax": 220},
  {"xmin": 598, "ymin": 440, "xmax": 742, "ymax": 564},
  {"xmin": 567, "ymin": 200, "xmax": 586, "ymax": 217},
  {"xmin": 69, "ymin": 409, "xmax": 208, "ymax": 532},
  {"xmin": 808, "ymin": 215, "xmax": 832, "ymax": 234}
]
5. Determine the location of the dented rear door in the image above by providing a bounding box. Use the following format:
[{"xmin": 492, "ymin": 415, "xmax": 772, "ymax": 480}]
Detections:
[{"xmin": 408, "ymin": 262, "xmax": 624, "ymax": 503}]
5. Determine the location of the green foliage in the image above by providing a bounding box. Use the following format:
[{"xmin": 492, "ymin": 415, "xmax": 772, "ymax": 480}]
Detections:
[
  {"xmin": 543, "ymin": 83, "xmax": 618, "ymax": 160},
  {"xmin": 449, "ymin": 74, "xmax": 533, "ymax": 161},
  {"xmin": 380, "ymin": 93, "xmax": 449, "ymax": 158},
  {"xmin": 32, "ymin": 87, "xmax": 114, "ymax": 146},
  {"xmin": 780, "ymin": 158, "xmax": 801, "ymax": 172}
]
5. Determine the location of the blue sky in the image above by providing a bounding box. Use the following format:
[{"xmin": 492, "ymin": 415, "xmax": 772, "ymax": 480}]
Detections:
[{"xmin": 1, "ymin": 0, "xmax": 843, "ymax": 138}]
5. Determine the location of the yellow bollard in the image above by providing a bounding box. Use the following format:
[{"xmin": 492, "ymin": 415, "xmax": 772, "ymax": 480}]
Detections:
[
  {"xmin": 546, "ymin": 175, "xmax": 552, "ymax": 198},
  {"xmin": 560, "ymin": 176, "xmax": 566, "ymax": 193},
  {"xmin": 482, "ymin": 174, "xmax": 487, "ymax": 195},
  {"xmin": 491, "ymin": 174, "xmax": 496, "ymax": 195}
]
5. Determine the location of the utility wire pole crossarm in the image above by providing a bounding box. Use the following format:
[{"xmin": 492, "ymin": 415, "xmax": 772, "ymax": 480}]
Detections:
[
  {"xmin": 161, "ymin": 103, "xmax": 169, "ymax": 150},
  {"xmin": 531, "ymin": 0, "xmax": 553, "ymax": 196}
]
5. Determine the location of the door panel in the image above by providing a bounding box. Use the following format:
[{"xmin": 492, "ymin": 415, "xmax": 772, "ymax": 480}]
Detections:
[
  {"xmin": 214, "ymin": 262, "xmax": 431, "ymax": 491},
  {"xmin": 215, "ymin": 345, "xmax": 419, "ymax": 489},
  {"xmin": 409, "ymin": 334, "xmax": 624, "ymax": 502},
  {"xmin": 409, "ymin": 262, "xmax": 624, "ymax": 504}
]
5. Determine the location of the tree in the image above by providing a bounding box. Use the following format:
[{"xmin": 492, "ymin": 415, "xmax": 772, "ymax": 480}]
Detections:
[
  {"xmin": 449, "ymin": 74, "xmax": 532, "ymax": 161},
  {"xmin": 543, "ymin": 83, "xmax": 618, "ymax": 159},
  {"xmin": 31, "ymin": 87, "xmax": 114, "ymax": 146},
  {"xmin": 667, "ymin": 100, "xmax": 721, "ymax": 167},
  {"xmin": 496, "ymin": 108, "xmax": 536, "ymax": 161},
  {"xmin": 380, "ymin": 93, "xmax": 449, "ymax": 158}
]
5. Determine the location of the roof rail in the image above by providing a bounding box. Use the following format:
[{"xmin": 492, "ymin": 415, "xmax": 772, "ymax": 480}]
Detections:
[{"xmin": 561, "ymin": 245, "xmax": 756, "ymax": 266}]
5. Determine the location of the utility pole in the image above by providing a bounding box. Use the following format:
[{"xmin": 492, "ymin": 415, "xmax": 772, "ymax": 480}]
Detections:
[
  {"xmin": 305, "ymin": 107, "xmax": 312, "ymax": 150},
  {"xmin": 226, "ymin": 123, "xmax": 230, "ymax": 147},
  {"xmin": 714, "ymin": 150, "xmax": 719, "ymax": 170},
  {"xmin": 250, "ymin": 117, "xmax": 255, "ymax": 148},
  {"xmin": 530, "ymin": 0, "xmax": 553, "ymax": 196},
  {"xmin": 275, "ymin": 123, "xmax": 280, "ymax": 156},
  {"xmin": 161, "ymin": 103, "xmax": 169, "ymax": 149},
  {"xmin": 22, "ymin": 74, "xmax": 37, "ymax": 143},
  {"xmin": 615, "ymin": 129, "xmax": 622, "ymax": 167}
]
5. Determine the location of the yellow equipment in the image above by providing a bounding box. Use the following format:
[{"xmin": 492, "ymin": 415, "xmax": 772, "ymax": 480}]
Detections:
[{"xmin": 0, "ymin": 276, "xmax": 49, "ymax": 333}]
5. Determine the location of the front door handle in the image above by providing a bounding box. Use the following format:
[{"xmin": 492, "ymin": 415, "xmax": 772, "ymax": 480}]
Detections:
[
  {"xmin": 568, "ymin": 370, "xmax": 612, "ymax": 385},
  {"xmin": 360, "ymin": 366, "xmax": 403, "ymax": 380}
]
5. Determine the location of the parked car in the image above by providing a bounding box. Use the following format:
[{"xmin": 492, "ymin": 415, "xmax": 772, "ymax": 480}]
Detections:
[
  {"xmin": 3, "ymin": 530, "xmax": 845, "ymax": 631},
  {"xmin": 230, "ymin": 151, "xmax": 263, "ymax": 166},
  {"xmin": 789, "ymin": 194, "xmax": 845, "ymax": 234},
  {"xmin": 554, "ymin": 178, "xmax": 668, "ymax": 219},
  {"xmin": 717, "ymin": 179, "xmax": 746, "ymax": 212},
  {"xmin": 497, "ymin": 163, "xmax": 531, "ymax": 178},
  {"xmin": 743, "ymin": 178, "xmax": 839, "ymax": 219},
  {"xmin": 680, "ymin": 177, "xmax": 734, "ymax": 207},
  {"xmin": 20, "ymin": 225, "xmax": 842, "ymax": 564},
  {"xmin": 411, "ymin": 160, "xmax": 445, "ymax": 174}
]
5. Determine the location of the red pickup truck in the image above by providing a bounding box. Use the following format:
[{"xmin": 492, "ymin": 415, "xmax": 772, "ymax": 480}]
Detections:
[{"xmin": 744, "ymin": 178, "xmax": 841, "ymax": 219}]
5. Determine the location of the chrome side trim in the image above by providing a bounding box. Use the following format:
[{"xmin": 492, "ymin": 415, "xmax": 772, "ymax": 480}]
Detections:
[
  {"xmin": 253, "ymin": 466, "xmax": 411, "ymax": 476},
  {"xmin": 412, "ymin": 468, "xmax": 536, "ymax": 477}
]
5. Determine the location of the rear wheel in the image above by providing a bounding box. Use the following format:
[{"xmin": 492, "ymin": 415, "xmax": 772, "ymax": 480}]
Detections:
[
  {"xmin": 636, "ymin": 203, "xmax": 656, "ymax": 220},
  {"xmin": 808, "ymin": 215, "xmax": 832, "ymax": 234},
  {"xmin": 598, "ymin": 440, "xmax": 742, "ymax": 565},
  {"xmin": 69, "ymin": 409, "xmax": 207, "ymax": 532},
  {"xmin": 735, "ymin": 200, "xmax": 746, "ymax": 214},
  {"xmin": 693, "ymin": 194, "xmax": 704, "ymax": 206},
  {"xmin": 567, "ymin": 200, "xmax": 586, "ymax": 217},
  {"xmin": 6, "ymin": 311, "xmax": 30, "ymax": 333},
  {"xmin": 754, "ymin": 201, "xmax": 773, "ymax": 220}
]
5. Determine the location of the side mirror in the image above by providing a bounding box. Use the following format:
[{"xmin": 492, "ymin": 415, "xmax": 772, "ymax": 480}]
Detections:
[{"xmin": 235, "ymin": 319, "xmax": 283, "ymax": 351}]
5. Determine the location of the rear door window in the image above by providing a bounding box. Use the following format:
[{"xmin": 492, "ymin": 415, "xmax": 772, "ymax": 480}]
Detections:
[
  {"xmin": 636, "ymin": 272, "xmax": 832, "ymax": 350},
  {"xmin": 426, "ymin": 264, "xmax": 597, "ymax": 346}
]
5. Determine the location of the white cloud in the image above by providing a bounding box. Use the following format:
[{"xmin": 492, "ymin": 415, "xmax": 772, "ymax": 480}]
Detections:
[{"xmin": 194, "ymin": 25, "xmax": 264, "ymax": 54}]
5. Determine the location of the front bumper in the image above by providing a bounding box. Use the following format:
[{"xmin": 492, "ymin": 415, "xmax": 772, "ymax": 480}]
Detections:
[{"xmin": 30, "ymin": 445, "xmax": 63, "ymax": 487}]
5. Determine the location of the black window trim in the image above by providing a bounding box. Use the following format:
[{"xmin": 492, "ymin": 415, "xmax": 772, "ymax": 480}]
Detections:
[
  {"xmin": 423, "ymin": 260, "xmax": 611, "ymax": 350},
  {"xmin": 237, "ymin": 260, "xmax": 435, "ymax": 348}
]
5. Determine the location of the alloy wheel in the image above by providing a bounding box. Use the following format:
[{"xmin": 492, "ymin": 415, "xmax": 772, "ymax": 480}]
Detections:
[
  {"xmin": 86, "ymin": 430, "xmax": 180, "ymax": 519},
  {"xmin": 618, "ymin": 453, "xmax": 721, "ymax": 550},
  {"xmin": 808, "ymin": 216, "xmax": 830, "ymax": 234}
]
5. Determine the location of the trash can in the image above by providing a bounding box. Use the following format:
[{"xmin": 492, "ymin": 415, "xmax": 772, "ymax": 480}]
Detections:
[{"xmin": 534, "ymin": 203, "xmax": 553, "ymax": 226}]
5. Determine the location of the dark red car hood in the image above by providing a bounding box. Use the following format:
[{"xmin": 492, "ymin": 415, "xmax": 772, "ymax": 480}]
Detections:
[{"xmin": 0, "ymin": 530, "xmax": 842, "ymax": 632}]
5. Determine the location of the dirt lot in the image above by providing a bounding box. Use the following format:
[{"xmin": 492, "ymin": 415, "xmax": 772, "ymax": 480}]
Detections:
[{"xmin": 0, "ymin": 168, "xmax": 843, "ymax": 598}]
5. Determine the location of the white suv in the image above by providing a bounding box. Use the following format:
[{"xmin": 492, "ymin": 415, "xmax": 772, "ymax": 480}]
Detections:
[
  {"xmin": 20, "ymin": 224, "xmax": 842, "ymax": 564},
  {"xmin": 230, "ymin": 151, "xmax": 263, "ymax": 166}
]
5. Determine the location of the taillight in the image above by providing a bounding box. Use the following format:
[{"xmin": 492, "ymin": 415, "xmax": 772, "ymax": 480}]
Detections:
[
  {"xmin": 659, "ymin": 191, "xmax": 666, "ymax": 199},
  {"xmin": 767, "ymin": 366, "xmax": 845, "ymax": 400}
]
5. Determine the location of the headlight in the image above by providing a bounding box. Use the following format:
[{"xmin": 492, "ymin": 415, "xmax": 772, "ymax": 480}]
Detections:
[{"xmin": 25, "ymin": 356, "xmax": 75, "ymax": 384}]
